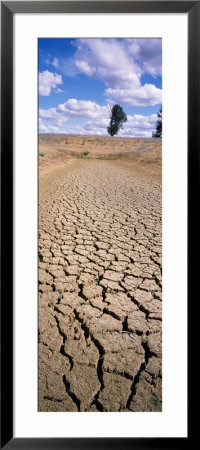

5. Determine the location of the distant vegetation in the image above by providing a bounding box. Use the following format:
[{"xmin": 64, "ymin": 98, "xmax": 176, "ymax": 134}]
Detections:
[
  {"xmin": 107, "ymin": 104, "xmax": 127, "ymax": 137},
  {"xmin": 152, "ymin": 106, "xmax": 162, "ymax": 138}
]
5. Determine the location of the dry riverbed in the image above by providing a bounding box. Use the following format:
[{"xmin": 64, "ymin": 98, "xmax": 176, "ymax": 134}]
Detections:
[{"xmin": 39, "ymin": 136, "xmax": 162, "ymax": 412}]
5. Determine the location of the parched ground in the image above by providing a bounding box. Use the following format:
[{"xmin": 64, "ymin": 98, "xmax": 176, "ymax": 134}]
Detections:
[{"xmin": 39, "ymin": 136, "xmax": 162, "ymax": 412}]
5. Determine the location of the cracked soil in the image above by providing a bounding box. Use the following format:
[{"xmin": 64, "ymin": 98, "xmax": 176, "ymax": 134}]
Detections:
[{"xmin": 39, "ymin": 137, "xmax": 162, "ymax": 412}]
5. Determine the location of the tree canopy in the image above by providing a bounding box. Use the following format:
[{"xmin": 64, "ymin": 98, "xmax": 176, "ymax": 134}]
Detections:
[
  {"xmin": 107, "ymin": 104, "xmax": 127, "ymax": 137},
  {"xmin": 152, "ymin": 106, "xmax": 162, "ymax": 138}
]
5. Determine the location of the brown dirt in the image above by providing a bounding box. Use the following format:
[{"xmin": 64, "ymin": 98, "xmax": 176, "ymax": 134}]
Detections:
[
  {"xmin": 38, "ymin": 136, "xmax": 162, "ymax": 412},
  {"xmin": 39, "ymin": 134, "xmax": 162, "ymax": 181}
]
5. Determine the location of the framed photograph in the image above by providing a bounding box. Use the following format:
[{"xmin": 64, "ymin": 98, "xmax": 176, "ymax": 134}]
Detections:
[{"xmin": 1, "ymin": 1, "xmax": 197, "ymax": 449}]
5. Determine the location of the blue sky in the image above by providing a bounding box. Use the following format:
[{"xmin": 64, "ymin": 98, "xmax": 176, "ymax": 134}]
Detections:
[{"xmin": 39, "ymin": 38, "xmax": 162, "ymax": 137}]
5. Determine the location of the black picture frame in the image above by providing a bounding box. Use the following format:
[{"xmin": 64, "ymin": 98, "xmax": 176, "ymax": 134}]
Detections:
[{"xmin": 0, "ymin": 1, "xmax": 198, "ymax": 449}]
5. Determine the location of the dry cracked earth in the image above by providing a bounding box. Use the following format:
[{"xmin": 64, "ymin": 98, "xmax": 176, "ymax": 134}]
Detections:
[{"xmin": 39, "ymin": 159, "xmax": 162, "ymax": 412}]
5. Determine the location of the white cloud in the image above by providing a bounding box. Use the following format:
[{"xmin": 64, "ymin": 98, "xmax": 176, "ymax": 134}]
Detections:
[
  {"xmin": 39, "ymin": 106, "xmax": 157, "ymax": 137},
  {"xmin": 81, "ymin": 118, "xmax": 110, "ymax": 135},
  {"xmin": 55, "ymin": 88, "xmax": 63, "ymax": 94},
  {"xmin": 52, "ymin": 57, "xmax": 59, "ymax": 68},
  {"xmin": 105, "ymin": 84, "xmax": 162, "ymax": 107},
  {"xmin": 120, "ymin": 113, "xmax": 157, "ymax": 137},
  {"xmin": 39, "ymin": 98, "xmax": 109, "ymax": 125},
  {"xmin": 45, "ymin": 57, "xmax": 60, "ymax": 69},
  {"xmin": 127, "ymin": 113, "xmax": 157, "ymax": 127},
  {"xmin": 39, "ymin": 70, "xmax": 62, "ymax": 96},
  {"xmin": 41, "ymin": 39, "xmax": 161, "ymax": 106},
  {"xmin": 75, "ymin": 60, "xmax": 96, "ymax": 76},
  {"xmin": 126, "ymin": 38, "xmax": 162, "ymax": 76},
  {"xmin": 39, "ymin": 118, "xmax": 60, "ymax": 133},
  {"xmin": 74, "ymin": 39, "xmax": 141, "ymax": 90},
  {"xmin": 73, "ymin": 39, "xmax": 161, "ymax": 106},
  {"xmin": 95, "ymin": 113, "xmax": 157, "ymax": 137}
]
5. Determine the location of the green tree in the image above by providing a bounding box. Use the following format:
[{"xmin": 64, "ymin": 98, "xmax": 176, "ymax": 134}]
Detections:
[
  {"xmin": 107, "ymin": 104, "xmax": 127, "ymax": 137},
  {"xmin": 152, "ymin": 106, "xmax": 162, "ymax": 138}
]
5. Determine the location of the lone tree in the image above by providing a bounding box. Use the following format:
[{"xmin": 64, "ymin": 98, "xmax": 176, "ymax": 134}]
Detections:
[
  {"xmin": 152, "ymin": 106, "xmax": 162, "ymax": 138},
  {"xmin": 107, "ymin": 104, "xmax": 127, "ymax": 136}
]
